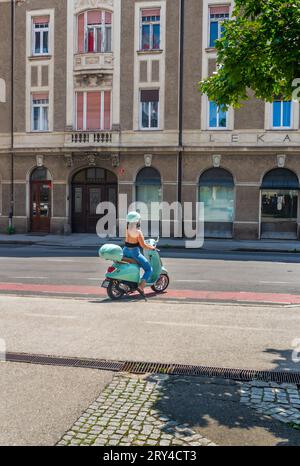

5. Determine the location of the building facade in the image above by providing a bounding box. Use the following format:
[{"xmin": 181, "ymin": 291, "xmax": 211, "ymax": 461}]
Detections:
[{"xmin": 0, "ymin": 0, "xmax": 300, "ymax": 239}]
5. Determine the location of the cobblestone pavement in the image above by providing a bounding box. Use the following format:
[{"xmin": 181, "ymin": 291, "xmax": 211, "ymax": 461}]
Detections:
[
  {"xmin": 58, "ymin": 373, "xmax": 300, "ymax": 447},
  {"xmin": 57, "ymin": 373, "xmax": 216, "ymax": 446},
  {"xmin": 240, "ymin": 381, "xmax": 300, "ymax": 427}
]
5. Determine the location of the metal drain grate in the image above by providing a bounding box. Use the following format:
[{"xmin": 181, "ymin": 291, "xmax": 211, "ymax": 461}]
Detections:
[
  {"xmin": 5, "ymin": 352, "xmax": 300, "ymax": 385},
  {"xmin": 6, "ymin": 352, "xmax": 123, "ymax": 372}
]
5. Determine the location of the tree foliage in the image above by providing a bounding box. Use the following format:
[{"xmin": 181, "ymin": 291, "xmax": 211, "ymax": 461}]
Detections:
[{"xmin": 199, "ymin": 0, "xmax": 300, "ymax": 108}]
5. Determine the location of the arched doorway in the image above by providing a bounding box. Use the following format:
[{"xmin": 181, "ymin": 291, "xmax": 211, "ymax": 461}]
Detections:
[
  {"xmin": 261, "ymin": 168, "xmax": 299, "ymax": 239},
  {"xmin": 199, "ymin": 168, "xmax": 235, "ymax": 238},
  {"xmin": 71, "ymin": 167, "xmax": 117, "ymax": 233},
  {"xmin": 30, "ymin": 167, "xmax": 52, "ymax": 233}
]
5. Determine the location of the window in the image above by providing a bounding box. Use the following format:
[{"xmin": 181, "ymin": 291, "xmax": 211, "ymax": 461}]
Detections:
[
  {"xmin": 141, "ymin": 8, "xmax": 161, "ymax": 50},
  {"xmin": 77, "ymin": 10, "xmax": 112, "ymax": 53},
  {"xmin": 32, "ymin": 16, "xmax": 49, "ymax": 55},
  {"xmin": 140, "ymin": 89, "xmax": 159, "ymax": 129},
  {"xmin": 32, "ymin": 93, "xmax": 49, "ymax": 131},
  {"xmin": 209, "ymin": 101, "xmax": 227, "ymax": 128},
  {"xmin": 199, "ymin": 168, "xmax": 234, "ymax": 223},
  {"xmin": 76, "ymin": 91, "xmax": 111, "ymax": 130},
  {"xmin": 272, "ymin": 101, "xmax": 292, "ymax": 128},
  {"xmin": 261, "ymin": 168, "xmax": 299, "ymax": 220},
  {"xmin": 209, "ymin": 5, "xmax": 229, "ymax": 48},
  {"xmin": 136, "ymin": 167, "xmax": 162, "ymax": 221}
]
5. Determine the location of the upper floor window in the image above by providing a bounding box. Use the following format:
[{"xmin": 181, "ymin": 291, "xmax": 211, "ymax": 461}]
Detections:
[
  {"xmin": 32, "ymin": 93, "xmax": 49, "ymax": 131},
  {"xmin": 140, "ymin": 8, "xmax": 161, "ymax": 51},
  {"xmin": 76, "ymin": 91, "xmax": 111, "ymax": 131},
  {"xmin": 272, "ymin": 101, "xmax": 292, "ymax": 128},
  {"xmin": 77, "ymin": 10, "xmax": 112, "ymax": 54},
  {"xmin": 32, "ymin": 16, "xmax": 49, "ymax": 55},
  {"xmin": 209, "ymin": 101, "xmax": 227, "ymax": 129},
  {"xmin": 140, "ymin": 89, "xmax": 159, "ymax": 129},
  {"xmin": 209, "ymin": 5, "xmax": 229, "ymax": 48}
]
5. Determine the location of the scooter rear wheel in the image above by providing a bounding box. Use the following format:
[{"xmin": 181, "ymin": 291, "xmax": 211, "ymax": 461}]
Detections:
[
  {"xmin": 151, "ymin": 274, "xmax": 169, "ymax": 293},
  {"xmin": 107, "ymin": 281, "xmax": 125, "ymax": 300}
]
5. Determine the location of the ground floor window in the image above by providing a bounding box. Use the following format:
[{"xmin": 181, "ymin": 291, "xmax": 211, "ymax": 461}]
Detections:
[
  {"xmin": 261, "ymin": 191, "xmax": 298, "ymax": 220},
  {"xmin": 261, "ymin": 168, "xmax": 299, "ymax": 221},
  {"xmin": 199, "ymin": 168, "xmax": 234, "ymax": 222},
  {"xmin": 135, "ymin": 167, "xmax": 162, "ymax": 220}
]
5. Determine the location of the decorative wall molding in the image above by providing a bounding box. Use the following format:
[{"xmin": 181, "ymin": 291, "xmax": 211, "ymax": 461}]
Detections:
[
  {"xmin": 36, "ymin": 155, "xmax": 44, "ymax": 167},
  {"xmin": 74, "ymin": 73, "xmax": 113, "ymax": 88},
  {"xmin": 111, "ymin": 153, "xmax": 120, "ymax": 167},
  {"xmin": 74, "ymin": 0, "xmax": 113, "ymax": 14},
  {"xmin": 277, "ymin": 154, "xmax": 286, "ymax": 168},
  {"xmin": 212, "ymin": 154, "xmax": 221, "ymax": 168},
  {"xmin": 144, "ymin": 154, "xmax": 153, "ymax": 167}
]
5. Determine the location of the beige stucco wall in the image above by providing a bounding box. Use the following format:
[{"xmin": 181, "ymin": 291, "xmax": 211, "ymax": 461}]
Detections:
[{"xmin": 0, "ymin": 1, "xmax": 12, "ymax": 134}]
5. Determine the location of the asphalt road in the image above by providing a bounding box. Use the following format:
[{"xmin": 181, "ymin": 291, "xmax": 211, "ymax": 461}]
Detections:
[
  {"xmin": 0, "ymin": 244, "xmax": 299, "ymax": 295},
  {"xmin": 1, "ymin": 295, "xmax": 300, "ymax": 371}
]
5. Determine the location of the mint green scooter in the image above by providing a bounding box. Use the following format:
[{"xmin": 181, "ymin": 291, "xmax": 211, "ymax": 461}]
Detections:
[{"xmin": 99, "ymin": 238, "xmax": 169, "ymax": 300}]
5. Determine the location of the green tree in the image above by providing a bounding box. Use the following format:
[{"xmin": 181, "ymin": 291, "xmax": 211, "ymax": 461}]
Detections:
[{"xmin": 199, "ymin": 0, "xmax": 300, "ymax": 108}]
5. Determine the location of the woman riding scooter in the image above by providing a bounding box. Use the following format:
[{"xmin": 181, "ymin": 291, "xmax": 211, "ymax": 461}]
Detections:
[{"xmin": 123, "ymin": 211, "xmax": 156, "ymax": 295}]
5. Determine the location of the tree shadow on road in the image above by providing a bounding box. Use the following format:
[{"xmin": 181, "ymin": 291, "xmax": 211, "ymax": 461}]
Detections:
[{"xmin": 145, "ymin": 347, "xmax": 300, "ymax": 446}]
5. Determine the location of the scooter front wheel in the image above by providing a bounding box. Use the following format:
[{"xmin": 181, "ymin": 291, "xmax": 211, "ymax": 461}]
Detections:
[
  {"xmin": 107, "ymin": 281, "xmax": 125, "ymax": 300},
  {"xmin": 151, "ymin": 274, "xmax": 169, "ymax": 293}
]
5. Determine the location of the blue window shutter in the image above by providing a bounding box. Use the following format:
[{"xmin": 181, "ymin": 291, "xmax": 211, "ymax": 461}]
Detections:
[
  {"xmin": 273, "ymin": 101, "xmax": 281, "ymax": 127},
  {"xmin": 282, "ymin": 101, "xmax": 291, "ymax": 127},
  {"xmin": 209, "ymin": 21, "xmax": 218, "ymax": 47},
  {"xmin": 209, "ymin": 101, "xmax": 217, "ymax": 127}
]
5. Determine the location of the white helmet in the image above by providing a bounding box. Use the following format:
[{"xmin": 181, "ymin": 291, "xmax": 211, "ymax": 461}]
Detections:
[{"xmin": 126, "ymin": 211, "xmax": 141, "ymax": 223}]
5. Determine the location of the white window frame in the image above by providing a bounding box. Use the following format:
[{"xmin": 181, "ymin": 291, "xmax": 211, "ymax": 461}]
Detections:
[
  {"xmin": 208, "ymin": 100, "xmax": 228, "ymax": 130},
  {"xmin": 271, "ymin": 100, "xmax": 293, "ymax": 130},
  {"xmin": 139, "ymin": 91, "xmax": 160, "ymax": 130},
  {"xmin": 31, "ymin": 97, "xmax": 49, "ymax": 132},
  {"xmin": 140, "ymin": 9, "xmax": 161, "ymax": 51},
  {"xmin": 75, "ymin": 90, "xmax": 112, "ymax": 131},
  {"xmin": 208, "ymin": 8, "xmax": 229, "ymax": 48},
  {"xmin": 83, "ymin": 11, "xmax": 112, "ymax": 54},
  {"xmin": 32, "ymin": 20, "xmax": 49, "ymax": 56}
]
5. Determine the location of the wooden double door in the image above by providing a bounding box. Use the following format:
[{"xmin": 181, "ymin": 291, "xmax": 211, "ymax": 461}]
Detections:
[{"xmin": 72, "ymin": 183, "xmax": 117, "ymax": 233}]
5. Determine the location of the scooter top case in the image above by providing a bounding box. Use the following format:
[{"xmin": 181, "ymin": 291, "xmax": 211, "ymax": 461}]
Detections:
[{"xmin": 99, "ymin": 243, "xmax": 140, "ymax": 284}]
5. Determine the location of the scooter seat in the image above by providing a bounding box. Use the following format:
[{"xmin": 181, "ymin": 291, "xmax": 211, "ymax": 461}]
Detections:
[{"xmin": 121, "ymin": 257, "xmax": 139, "ymax": 266}]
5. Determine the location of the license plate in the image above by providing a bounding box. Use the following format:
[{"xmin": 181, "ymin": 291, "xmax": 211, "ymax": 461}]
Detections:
[{"xmin": 101, "ymin": 280, "xmax": 110, "ymax": 288}]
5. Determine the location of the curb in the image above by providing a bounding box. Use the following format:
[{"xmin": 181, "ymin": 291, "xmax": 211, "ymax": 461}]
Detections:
[{"xmin": 0, "ymin": 239, "xmax": 299, "ymax": 253}]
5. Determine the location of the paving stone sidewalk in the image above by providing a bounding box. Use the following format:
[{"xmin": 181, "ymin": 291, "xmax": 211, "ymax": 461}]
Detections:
[
  {"xmin": 240, "ymin": 380, "xmax": 300, "ymax": 427},
  {"xmin": 58, "ymin": 373, "xmax": 216, "ymax": 446},
  {"xmin": 58, "ymin": 373, "xmax": 300, "ymax": 447}
]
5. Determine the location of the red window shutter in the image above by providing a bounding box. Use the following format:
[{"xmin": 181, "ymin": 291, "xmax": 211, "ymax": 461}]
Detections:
[
  {"xmin": 87, "ymin": 10, "xmax": 101, "ymax": 24},
  {"xmin": 105, "ymin": 11, "xmax": 112, "ymax": 24},
  {"xmin": 77, "ymin": 13, "xmax": 84, "ymax": 53},
  {"xmin": 32, "ymin": 92, "xmax": 49, "ymax": 101},
  {"xmin": 141, "ymin": 8, "xmax": 161, "ymax": 17},
  {"xmin": 210, "ymin": 6, "xmax": 230, "ymax": 15},
  {"xmin": 88, "ymin": 29, "xmax": 94, "ymax": 52},
  {"xmin": 76, "ymin": 92, "xmax": 84, "ymax": 130},
  {"xmin": 103, "ymin": 91, "xmax": 111, "ymax": 130},
  {"xmin": 87, "ymin": 92, "xmax": 101, "ymax": 130},
  {"xmin": 33, "ymin": 16, "xmax": 49, "ymax": 24}
]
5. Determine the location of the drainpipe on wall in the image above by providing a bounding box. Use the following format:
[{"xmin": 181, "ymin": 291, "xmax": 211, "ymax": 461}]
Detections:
[
  {"xmin": 177, "ymin": 0, "xmax": 184, "ymax": 205},
  {"xmin": 9, "ymin": 0, "xmax": 15, "ymax": 232}
]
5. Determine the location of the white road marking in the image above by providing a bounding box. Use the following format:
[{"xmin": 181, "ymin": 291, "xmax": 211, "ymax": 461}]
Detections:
[
  {"xmin": 24, "ymin": 312, "xmax": 76, "ymax": 319},
  {"xmin": 174, "ymin": 280, "xmax": 211, "ymax": 283},
  {"xmin": 146, "ymin": 321, "xmax": 290, "ymax": 332},
  {"xmin": 259, "ymin": 281, "xmax": 291, "ymax": 285},
  {"xmin": 15, "ymin": 277, "xmax": 48, "ymax": 280}
]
